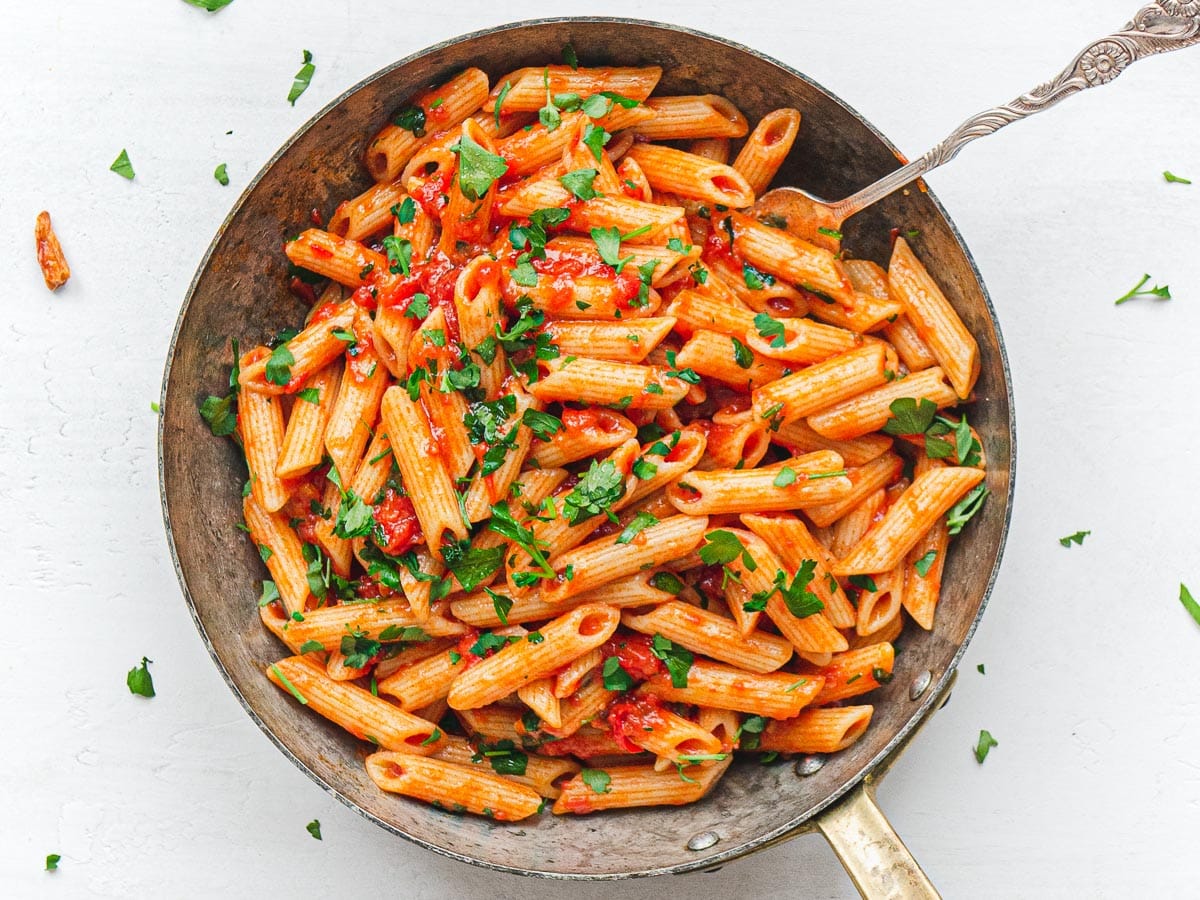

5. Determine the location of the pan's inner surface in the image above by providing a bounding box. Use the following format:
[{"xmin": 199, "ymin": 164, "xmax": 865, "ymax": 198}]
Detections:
[{"xmin": 160, "ymin": 19, "xmax": 1013, "ymax": 878}]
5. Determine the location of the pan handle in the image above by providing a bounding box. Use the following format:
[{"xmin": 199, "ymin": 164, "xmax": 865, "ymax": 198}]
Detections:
[{"xmin": 813, "ymin": 776, "xmax": 939, "ymax": 899}]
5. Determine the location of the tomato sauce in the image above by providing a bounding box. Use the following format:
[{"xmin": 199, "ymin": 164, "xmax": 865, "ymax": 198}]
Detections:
[
  {"xmin": 606, "ymin": 692, "xmax": 667, "ymax": 753},
  {"xmin": 601, "ymin": 632, "xmax": 664, "ymax": 682},
  {"xmin": 531, "ymin": 245, "xmax": 641, "ymax": 311},
  {"xmin": 371, "ymin": 488, "xmax": 422, "ymax": 556},
  {"xmin": 413, "ymin": 170, "xmax": 452, "ymax": 219}
]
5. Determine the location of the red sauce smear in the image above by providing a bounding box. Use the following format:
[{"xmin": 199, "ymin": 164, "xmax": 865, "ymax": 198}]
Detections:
[
  {"xmin": 413, "ymin": 170, "xmax": 452, "ymax": 219},
  {"xmin": 531, "ymin": 245, "xmax": 641, "ymax": 311},
  {"xmin": 601, "ymin": 632, "xmax": 665, "ymax": 682},
  {"xmin": 371, "ymin": 488, "xmax": 422, "ymax": 556},
  {"xmin": 606, "ymin": 692, "xmax": 667, "ymax": 753}
]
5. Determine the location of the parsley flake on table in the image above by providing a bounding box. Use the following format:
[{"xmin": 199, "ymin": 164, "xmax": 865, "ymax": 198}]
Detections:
[
  {"xmin": 450, "ymin": 130, "xmax": 509, "ymax": 201},
  {"xmin": 288, "ymin": 50, "xmax": 315, "ymax": 106},
  {"xmin": 1163, "ymin": 170, "xmax": 1191, "ymax": 184},
  {"xmin": 306, "ymin": 819, "xmax": 322, "ymax": 840},
  {"xmin": 110, "ymin": 149, "xmax": 135, "ymax": 180},
  {"xmin": 1059, "ymin": 530, "xmax": 1090, "ymax": 548},
  {"xmin": 974, "ymin": 729, "xmax": 998, "ymax": 764},
  {"xmin": 126, "ymin": 657, "xmax": 155, "ymax": 697},
  {"xmin": 183, "ymin": 0, "xmax": 235, "ymax": 9},
  {"xmin": 580, "ymin": 768, "xmax": 612, "ymax": 794},
  {"xmin": 1180, "ymin": 583, "xmax": 1200, "ymax": 628},
  {"xmin": 1114, "ymin": 274, "xmax": 1171, "ymax": 305},
  {"xmin": 213, "ymin": 163, "xmax": 229, "ymax": 185},
  {"xmin": 45, "ymin": 854, "xmax": 61, "ymax": 872},
  {"xmin": 977, "ymin": 663, "xmax": 986, "ymax": 675}
]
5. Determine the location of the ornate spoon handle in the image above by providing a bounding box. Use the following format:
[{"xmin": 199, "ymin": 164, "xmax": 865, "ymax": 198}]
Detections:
[{"xmin": 833, "ymin": 2, "xmax": 1200, "ymax": 220}]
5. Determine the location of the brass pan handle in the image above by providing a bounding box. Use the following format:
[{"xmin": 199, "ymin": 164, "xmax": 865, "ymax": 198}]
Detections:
[{"xmin": 814, "ymin": 777, "xmax": 938, "ymax": 900}]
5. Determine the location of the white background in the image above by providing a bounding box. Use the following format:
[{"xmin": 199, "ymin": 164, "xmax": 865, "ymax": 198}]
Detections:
[{"xmin": 4, "ymin": 1, "xmax": 1199, "ymax": 896}]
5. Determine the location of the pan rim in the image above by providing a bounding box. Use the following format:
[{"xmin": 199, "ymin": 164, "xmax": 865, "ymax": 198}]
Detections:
[{"xmin": 157, "ymin": 14, "xmax": 1016, "ymax": 880}]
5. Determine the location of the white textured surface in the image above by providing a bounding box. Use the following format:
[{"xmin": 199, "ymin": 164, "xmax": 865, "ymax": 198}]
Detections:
[{"xmin": 4, "ymin": 1, "xmax": 1200, "ymax": 896}]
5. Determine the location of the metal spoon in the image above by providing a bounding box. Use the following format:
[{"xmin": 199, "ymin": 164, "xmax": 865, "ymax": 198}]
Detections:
[{"xmin": 754, "ymin": 2, "xmax": 1200, "ymax": 251}]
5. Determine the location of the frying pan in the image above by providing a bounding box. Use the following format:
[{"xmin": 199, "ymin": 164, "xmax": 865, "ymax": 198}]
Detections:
[{"xmin": 158, "ymin": 18, "xmax": 1015, "ymax": 897}]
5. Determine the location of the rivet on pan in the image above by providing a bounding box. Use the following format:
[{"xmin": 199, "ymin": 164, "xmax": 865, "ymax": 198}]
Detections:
[
  {"xmin": 794, "ymin": 755, "xmax": 825, "ymax": 777},
  {"xmin": 909, "ymin": 669, "xmax": 932, "ymax": 700},
  {"xmin": 687, "ymin": 831, "xmax": 720, "ymax": 851}
]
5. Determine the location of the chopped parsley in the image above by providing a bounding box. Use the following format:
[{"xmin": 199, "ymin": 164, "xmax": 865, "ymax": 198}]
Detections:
[
  {"xmin": 580, "ymin": 768, "xmax": 612, "ymax": 794},
  {"xmin": 560, "ymin": 167, "xmax": 599, "ymax": 201},
  {"xmin": 561, "ymin": 459, "xmax": 625, "ymax": 525},
  {"xmin": 773, "ymin": 467, "xmax": 796, "ymax": 488},
  {"xmin": 475, "ymin": 739, "xmax": 528, "ymax": 776},
  {"xmin": 754, "ymin": 312, "xmax": 787, "ymax": 348},
  {"xmin": 45, "ymin": 853, "xmax": 61, "ymax": 871},
  {"xmin": 306, "ymin": 819, "xmax": 322, "ymax": 840},
  {"xmin": 731, "ymin": 336, "xmax": 754, "ymax": 369},
  {"xmin": 488, "ymin": 501, "xmax": 555, "ymax": 578},
  {"xmin": 651, "ymin": 634, "xmax": 693, "ymax": 688},
  {"xmin": 742, "ymin": 261, "xmax": 775, "ymax": 290},
  {"xmin": 602, "ymin": 656, "xmax": 635, "ymax": 691},
  {"xmin": 393, "ymin": 105, "xmax": 426, "ymax": 137},
  {"xmin": 1163, "ymin": 170, "xmax": 1191, "ymax": 184},
  {"xmin": 450, "ymin": 131, "xmax": 509, "ymax": 201},
  {"xmin": 214, "ymin": 163, "xmax": 230, "ymax": 186},
  {"xmin": 649, "ymin": 572, "xmax": 684, "ymax": 595},
  {"xmin": 265, "ymin": 343, "xmax": 294, "ymax": 386},
  {"xmin": 485, "ymin": 586, "xmax": 513, "ymax": 625},
  {"xmin": 913, "ymin": 550, "xmax": 938, "ymax": 577},
  {"xmin": 946, "ymin": 484, "xmax": 988, "ymax": 535},
  {"xmin": 699, "ymin": 530, "xmax": 756, "ymax": 570},
  {"xmin": 382, "ymin": 234, "xmax": 413, "ymax": 275},
  {"xmin": 582, "ymin": 123, "xmax": 611, "ymax": 162},
  {"xmin": 441, "ymin": 541, "xmax": 505, "ymax": 592},
  {"xmin": 616, "ymin": 511, "xmax": 658, "ymax": 545}
]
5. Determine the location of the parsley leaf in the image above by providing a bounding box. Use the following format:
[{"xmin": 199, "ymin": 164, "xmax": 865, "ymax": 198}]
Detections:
[
  {"xmin": 199, "ymin": 393, "xmax": 236, "ymax": 436},
  {"xmin": 299, "ymin": 640, "xmax": 325, "ymax": 654},
  {"xmin": 476, "ymin": 739, "xmax": 528, "ymax": 776},
  {"xmin": 214, "ymin": 163, "xmax": 230, "ymax": 185},
  {"xmin": 382, "ymin": 235, "xmax": 413, "ymax": 276},
  {"xmin": 306, "ymin": 819, "xmax": 322, "ymax": 840},
  {"xmin": 650, "ymin": 572, "xmax": 684, "ymax": 595},
  {"xmin": 494, "ymin": 81, "xmax": 513, "ymax": 127},
  {"xmin": 974, "ymin": 729, "xmax": 998, "ymax": 764},
  {"xmin": 393, "ymin": 196, "xmax": 416, "ymax": 224},
  {"xmin": 441, "ymin": 541, "xmax": 505, "ymax": 592},
  {"xmin": 126, "ymin": 657, "xmax": 155, "ymax": 698},
  {"xmin": 450, "ymin": 131, "xmax": 509, "ymax": 201},
  {"xmin": 914, "ymin": 550, "xmax": 938, "ymax": 577},
  {"xmin": 562, "ymin": 43, "xmax": 578, "ymax": 68},
  {"xmin": 296, "ymin": 387, "xmax": 320, "ymax": 404},
  {"xmin": 754, "ymin": 312, "xmax": 786, "ymax": 348},
  {"xmin": 333, "ymin": 489, "xmax": 375, "ymax": 539},
  {"xmin": 582, "ymin": 123, "xmax": 611, "ymax": 162},
  {"xmin": 773, "ymin": 467, "xmax": 796, "ymax": 488},
  {"xmin": 847, "ymin": 574, "xmax": 877, "ymax": 593},
  {"xmin": 287, "ymin": 50, "xmax": 315, "ymax": 106},
  {"xmin": 778, "ymin": 560, "xmax": 822, "ymax": 618},
  {"xmin": 650, "ymin": 634, "xmax": 693, "ymax": 688},
  {"xmin": 590, "ymin": 226, "xmax": 630, "ymax": 272},
  {"xmin": 265, "ymin": 344, "xmax": 294, "ymax": 386},
  {"xmin": 1163, "ymin": 170, "xmax": 1192, "ymax": 185},
  {"xmin": 184, "ymin": 0, "xmax": 235, "ymax": 8},
  {"xmin": 561, "ymin": 459, "xmax": 625, "ymax": 525},
  {"xmin": 580, "ymin": 768, "xmax": 612, "ymax": 794},
  {"xmin": 110, "ymin": 148, "xmax": 135, "ymax": 180},
  {"xmin": 393, "ymin": 105, "xmax": 426, "ymax": 137},
  {"xmin": 602, "ymin": 656, "xmax": 635, "ymax": 691},
  {"xmin": 488, "ymin": 501, "xmax": 555, "ymax": 578},
  {"xmin": 742, "ymin": 261, "xmax": 775, "ymax": 290},
  {"xmin": 340, "ymin": 630, "xmax": 382, "ymax": 669},
  {"xmin": 946, "ymin": 484, "xmax": 988, "ymax": 535},
  {"xmin": 521, "ymin": 408, "xmax": 563, "ymax": 440},
  {"xmin": 1114, "ymin": 273, "xmax": 1171, "ymax": 305},
  {"xmin": 1058, "ymin": 530, "xmax": 1090, "ymax": 548},
  {"xmin": 882, "ymin": 397, "xmax": 938, "ymax": 436},
  {"xmin": 559, "ymin": 167, "xmax": 599, "ymax": 201},
  {"xmin": 404, "ymin": 292, "xmax": 430, "ymax": 319},
  {"xmin": 699, "ymin": 530, "xmax": 756, "ymax": 570},
  {"xmin": 485, "ymin": 586, "xmax": 513, "ymax": 625},
  {"xmin": 538, "ymin": 68, "xmax": 561, "ymax": 132},
  {"xmin": 1179, "ymin": 583, "xmax": 1200, "ymax": 628},
  {"xmin": 616, "ymin": 511, "xmax": 658, "ymax": 545},
  {"xmin": 731, "ymin": 336, "xmax": 754, "ymax": 369}
]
